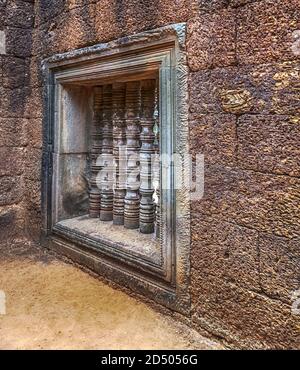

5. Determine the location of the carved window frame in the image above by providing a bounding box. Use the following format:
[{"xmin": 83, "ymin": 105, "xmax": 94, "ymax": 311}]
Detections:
[{"xmin": 41, "ymin": 23, "xmax": 190, "ymax": 314}]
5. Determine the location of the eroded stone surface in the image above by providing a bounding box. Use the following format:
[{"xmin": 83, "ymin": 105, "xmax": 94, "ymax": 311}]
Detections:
[
  {"xmin": 2, "ymin": 56, "xmax": 25, "ymax": 89},
  {"xmin": 4, "ymin": 0, "xmax": 34, "ymax": 29},
  {"xmin": 259, "ymin": 233, "xmax": 300, "ymax": 304},
  {"xmin": 192, "ymin": 165, "xmax": 300, "ymax": 238},
  {"xmin": 0, "ymin": 176, "xmax": 23, "ymax": 206},
  {"xmin": 237, "ymin": 0, "xmax": 300, "ymax": 65},
  {"xmin": 237, "ymin": 114, "xmax": 300, "ymax": 177},
  {"xmin": 190, "ymin": 60, "xmax": 300, "ymax": 116},
  {"xmin": 191, "ymin": 214, "xmax": 260, "ymax": 290},
  {"xmin": 5, "ymin": 27, "xmax": 33, "ymax": 58},
  {"xmin": 191, "ymin": 273, "xmax": 300, "ymax": 349},
  {"xmin": 187, "ymin": 8, "xmax": 236, "ymax": 71},
  {"xmin": 0, "ymin": 118, "xmax": 27, "ymax": 147},
  {"xmin": 190, "ymin": 114, "xmax": 237, "ymax": 166},
  {"xmin": 0, "ymin": 205, "xmax": 25, "ymax": 243},
  {"xmin": 0, "ymin": 147, "xmax": 24, "ymax": 176}
]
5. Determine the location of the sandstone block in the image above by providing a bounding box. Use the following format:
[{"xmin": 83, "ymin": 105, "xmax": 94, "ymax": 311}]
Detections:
[
  {"xmin": 0, "ymin": 176, "xmax": 23, "ymax": 206},
  {"xmin": 237, "ymin": 114, "xmax": 300, "ymax": 177},
  {"xmin": 0, "ymin": 205, "xmax": 25, "ymax": 243},
  {"xmin": 94, "ymin": 0, "xmax": 188, "ymax": 44},
  {"xmin": 187, "ymin": 8, "xmax": 236, "ymax": 71},
  {"xmin": 5, "ymin": 27, "xmax": 33, "ymax": 58},
  {"xmin": 190, "ymin": 114, "xmax": 237, "ymax": 166},
  {"xmin": 237, "ymin": 0, "xmax": 300, "ymax": 65},
  {"xmin": 0, "ymin": 147, "xmax": 24, "ymax": 176},
  {"xmin": 191, "ymin": 214, "xmax": 260, "ymax": 290},
  {"xmin": 0, "ymin": 87, "xmax": 26, "ymax": 117},
  {"xmin": 259, "ymin": 233, "xmax": 300, "ymax": 304},
  {"xmin": 24, "ymin": 87, "xmax": 43, "ymax": 118},
  {"xmin": 189, "ymin": 60, "xmax": 300, "ymax": 116},
  {"xmin": 192, "ymin": 165, "xmax": 300, "ymax": 238},
  {"xmin": 2, "ymin": 56, "xmax": 25, "ymax": 89},
  {"xmin": 4, "ymin": 0, "xmax": 34, "ymax": 29},
  {"xmin": 25, "ymin": 118, "xmax": 43, "ymax": 149},
  {"xmin": 24, "ymin": 148, "xmax": 42, "ymax": 181},
  {"xmin": 191, "ymin": 273, "xmax": 300, "ymax": 349},
  {"xmin": 194, "ymin": 0, "xmax": 230, "ymax": 11},
  {"xmin": 0, "ymin": 118, "xmax": 27, "ymax": 147}
]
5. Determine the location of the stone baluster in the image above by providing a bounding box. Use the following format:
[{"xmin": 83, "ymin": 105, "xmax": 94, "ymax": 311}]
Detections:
[
  {"xmin": 139, "ymin": 80, "xmax": 156, "ymax": 234},
  {"xmin": 154, "ymin": 139, "xmax": 161, "ymax": 240},
  {"xmin": 89, "ymin": 86, "xmax": 102, "ymax": 218},
  {"xmin": 124, "ymin": 81, "xmax": 141, "ymax": 229},
  {"xmin": 112, "ymin": 82, "xmax": 126, "ymax": 225},
  {"xmin": 100, "ymin": 84, "xmax": 114, "ymax": 221},
  {"xmin": 153, "ymin": 83, "xmax": 161, "ymax": 239}
]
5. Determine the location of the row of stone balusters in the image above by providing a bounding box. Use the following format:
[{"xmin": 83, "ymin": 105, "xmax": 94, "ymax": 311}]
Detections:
[{"xmin": 89, "ymin": 80, "xmax": 159, "ymax": 235}]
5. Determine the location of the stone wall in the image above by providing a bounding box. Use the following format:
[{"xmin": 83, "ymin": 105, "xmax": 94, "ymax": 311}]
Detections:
[
  {"xmin": 0, "ymin": 0, "xmax": 35, "ymax": 245},
  {"xmin": 0, "ymin": 0, "xmax": 299, "ymax": 348},
  {"xmin": 188, "ymin": 0, "xmax": 300, "ymax": 348}
]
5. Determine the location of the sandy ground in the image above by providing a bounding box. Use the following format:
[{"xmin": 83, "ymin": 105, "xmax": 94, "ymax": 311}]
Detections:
[{"xmin": 0, "ymin": 244, "xmax": 223, "ymax": 350}]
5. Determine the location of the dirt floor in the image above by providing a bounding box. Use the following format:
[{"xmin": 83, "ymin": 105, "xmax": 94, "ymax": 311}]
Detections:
[{"xmin": 0, "ymin": 242, "xmax": 223, "ymax": 350}]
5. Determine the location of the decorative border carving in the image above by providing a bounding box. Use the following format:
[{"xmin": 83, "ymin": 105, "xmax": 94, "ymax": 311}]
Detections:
[{"xmin": 41, "ymin": 23, "xmax": 190, "ymax": 315}]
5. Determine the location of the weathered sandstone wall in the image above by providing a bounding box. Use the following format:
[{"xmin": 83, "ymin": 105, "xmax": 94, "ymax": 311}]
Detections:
[
  {"xmin": 0, "ymin": 0, "xmax": 35, "ymax": 245},
  {"xmin": 0, "ymin": 0, "xmax": 299, "ymax": 348}
]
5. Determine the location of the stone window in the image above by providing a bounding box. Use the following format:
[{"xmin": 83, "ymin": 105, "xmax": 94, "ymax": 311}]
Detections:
[{"xmin": 42, "ymin": 24, "xmax": 190, "ymax": 314}]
